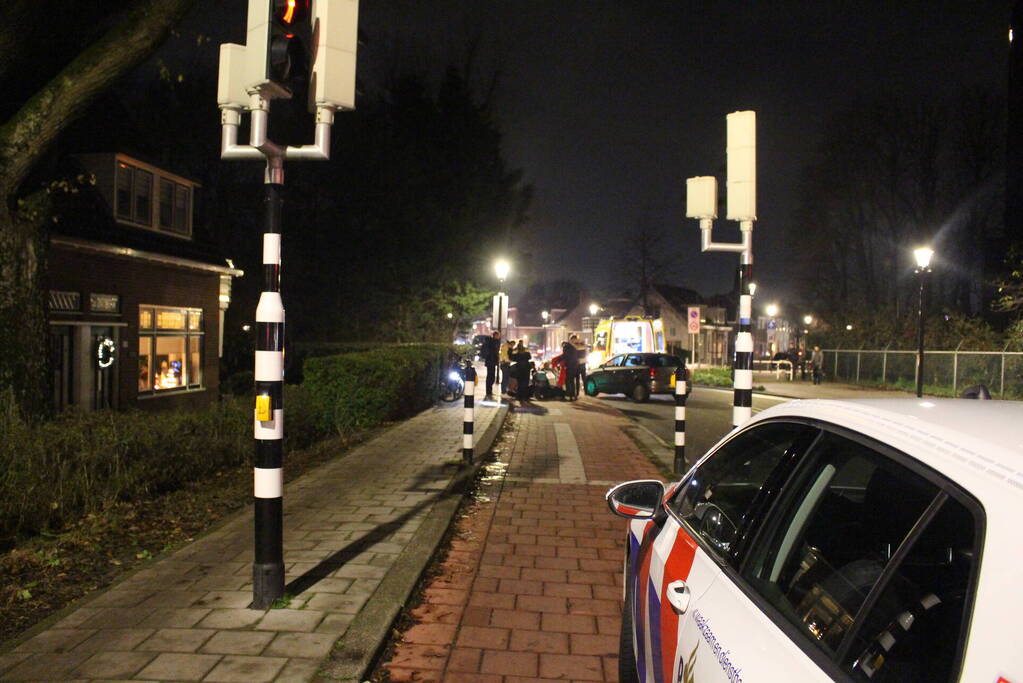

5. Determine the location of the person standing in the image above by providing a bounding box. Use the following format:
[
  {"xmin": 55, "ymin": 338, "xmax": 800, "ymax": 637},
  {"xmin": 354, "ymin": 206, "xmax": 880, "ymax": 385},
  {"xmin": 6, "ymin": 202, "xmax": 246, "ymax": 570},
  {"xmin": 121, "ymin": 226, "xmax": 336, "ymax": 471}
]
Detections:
[
  {"xmin": 500, "ymin": 339, "xmax": 513, "ymax": 396},
  {"xmin": 511, "ymin": 341, "xmax": 532, "ymax": 402},
  {"xmin": 811, "ymin": 345, "xmax": 824, "ymax": 385},
  {"xmin": 481, "ymin": 331, "xmax": 500, "ymax": 399},
  {"xmin": 571, "ymin": 334, "xmax": 587, "ymax": 398},
  {"xmin": 561, "ymin": 338, "xmax": 578, "ymax": 400}
]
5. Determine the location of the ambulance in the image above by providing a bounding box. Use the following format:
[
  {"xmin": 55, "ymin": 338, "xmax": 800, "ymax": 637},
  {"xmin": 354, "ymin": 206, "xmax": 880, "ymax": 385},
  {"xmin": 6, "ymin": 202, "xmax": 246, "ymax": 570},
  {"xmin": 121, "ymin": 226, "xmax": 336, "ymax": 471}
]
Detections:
[{"xmin": 587, "ymin": 316, "xmax": 666, "ymax": 369}]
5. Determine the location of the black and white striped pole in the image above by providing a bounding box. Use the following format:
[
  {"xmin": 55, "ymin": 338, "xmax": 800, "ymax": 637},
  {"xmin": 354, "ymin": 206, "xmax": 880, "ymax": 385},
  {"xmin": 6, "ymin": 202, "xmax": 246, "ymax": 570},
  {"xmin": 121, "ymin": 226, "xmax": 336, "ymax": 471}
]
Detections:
[
  {"xmin": 685, "ymin": 110, "xmax": 757, "ymax": 430},
  {"xmin": 462, "ymin": 361, "xmax": 476, "ymax": 464},
  {"xmin": 252, "ymin": 177, "xmax": 285, "ymax": 608},
  {"xmin": 216, "ymin": 0, "xmax": 360, "ymax": 609},
  {"xmin": 673, "ymin": 367, "xmax": 688, "ymax": 474},
  {"xmin": 733, "ymin": 262, "xmax": 754, "ymax": 428}
]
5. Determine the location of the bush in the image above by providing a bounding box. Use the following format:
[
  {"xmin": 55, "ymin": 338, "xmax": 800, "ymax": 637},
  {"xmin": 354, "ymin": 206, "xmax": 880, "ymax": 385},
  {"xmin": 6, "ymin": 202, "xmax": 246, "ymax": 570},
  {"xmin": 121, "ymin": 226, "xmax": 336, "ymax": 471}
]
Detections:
[
  {"xmin": 692, "ymin": 366, "xmax": 734, "ymax": 387},
  {"xmin": 303, "ymin": 344, "xmax": 454, "ymax": 436}
]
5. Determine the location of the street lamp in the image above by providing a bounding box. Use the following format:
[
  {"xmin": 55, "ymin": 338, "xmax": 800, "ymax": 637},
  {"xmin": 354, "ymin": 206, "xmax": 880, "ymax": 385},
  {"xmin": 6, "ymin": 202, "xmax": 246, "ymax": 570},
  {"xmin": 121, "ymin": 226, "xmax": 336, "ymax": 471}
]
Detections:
[
  {"xmin": 913, "ymin": 247, "xmax": 934, "ymax": 398},
  {"xmin": 589, "ymin": 303, "xmax": 599, "ymax": 317},
  {"xmin": 541, "ymin": 310, "xmax": 549, "ymax": 322},
  {"xmin": 846, "ymin": 324, "xmax": 853, "ymax": 331},
  {"xmin": 494, "ymin": 258, "xmax": 510, "ymax": 284},
  {"xmin": 803, "ymin": 315, "xmax": 813, "ymax": 325},
  {"xmin": 765, "ymin": 303, "xmax": 779, "ymax": 317}
]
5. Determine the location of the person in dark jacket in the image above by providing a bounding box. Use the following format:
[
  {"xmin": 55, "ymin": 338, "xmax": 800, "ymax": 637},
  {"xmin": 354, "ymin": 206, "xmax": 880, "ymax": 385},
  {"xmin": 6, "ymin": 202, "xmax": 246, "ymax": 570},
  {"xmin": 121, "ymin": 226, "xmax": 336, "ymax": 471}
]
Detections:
[
  {"xmin": 561, "ymin": 339, "xmax": 578, "ymax": 400},
  {"xmin": 480, "ymin": 331, "xmax": 501, "ymax": 399},
  {"xmin": 511, "ymin": 341, "xmax": 533, "ymax": 402}
]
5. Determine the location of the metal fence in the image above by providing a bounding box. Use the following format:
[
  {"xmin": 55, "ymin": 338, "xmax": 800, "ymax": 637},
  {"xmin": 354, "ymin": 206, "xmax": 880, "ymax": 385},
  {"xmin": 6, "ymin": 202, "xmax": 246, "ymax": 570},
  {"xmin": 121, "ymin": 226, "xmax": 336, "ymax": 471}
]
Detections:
[{"xmin": 823, "ymin": 346, "xmax": 1023, "ymax": 398}]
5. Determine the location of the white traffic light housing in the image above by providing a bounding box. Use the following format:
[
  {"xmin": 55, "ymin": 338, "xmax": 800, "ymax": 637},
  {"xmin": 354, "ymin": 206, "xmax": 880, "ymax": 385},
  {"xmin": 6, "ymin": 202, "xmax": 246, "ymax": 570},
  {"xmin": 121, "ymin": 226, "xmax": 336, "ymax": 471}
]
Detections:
[
  {"xmin": 686, "ymin": 176, "xmax": 717, "ymax": 219},
  {"xmin": 218, "ymin": 0, "xmax": 359, "ymax": 110},
  {"xmin": 726, "ymin": 110, "xmax": 756, "ymax": 221}
]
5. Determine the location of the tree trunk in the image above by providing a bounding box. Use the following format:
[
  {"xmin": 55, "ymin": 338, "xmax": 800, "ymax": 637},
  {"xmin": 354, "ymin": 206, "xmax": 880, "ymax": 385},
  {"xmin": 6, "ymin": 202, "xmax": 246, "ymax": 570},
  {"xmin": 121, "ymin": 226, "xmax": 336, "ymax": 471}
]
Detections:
[{"xmin": 0, "ymin": 204, "xmax": 51, "ymax": 418}]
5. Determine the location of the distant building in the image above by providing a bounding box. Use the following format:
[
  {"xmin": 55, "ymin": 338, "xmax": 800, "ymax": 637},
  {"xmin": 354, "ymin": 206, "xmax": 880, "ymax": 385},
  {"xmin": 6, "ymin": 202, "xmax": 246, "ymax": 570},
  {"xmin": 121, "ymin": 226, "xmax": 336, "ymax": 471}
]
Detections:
[{"xmin": 47, "ymin": 153, "xmax": 242, "ymax": 412}]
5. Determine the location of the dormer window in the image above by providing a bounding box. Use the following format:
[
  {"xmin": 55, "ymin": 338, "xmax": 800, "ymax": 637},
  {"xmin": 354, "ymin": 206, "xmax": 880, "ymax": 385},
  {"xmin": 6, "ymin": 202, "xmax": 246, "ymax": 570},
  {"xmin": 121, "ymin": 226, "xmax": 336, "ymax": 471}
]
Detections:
[{"xmin": 113, "ymin": 156, "xmax": 193, "ymax": 238}]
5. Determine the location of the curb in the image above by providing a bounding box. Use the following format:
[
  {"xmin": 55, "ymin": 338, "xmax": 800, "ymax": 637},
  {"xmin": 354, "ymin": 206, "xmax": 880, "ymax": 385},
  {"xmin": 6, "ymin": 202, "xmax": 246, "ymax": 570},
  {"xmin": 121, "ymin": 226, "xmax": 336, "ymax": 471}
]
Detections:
[{"xmin": 316, "ymin": 401, "xmax": 510, "ymax": 682}]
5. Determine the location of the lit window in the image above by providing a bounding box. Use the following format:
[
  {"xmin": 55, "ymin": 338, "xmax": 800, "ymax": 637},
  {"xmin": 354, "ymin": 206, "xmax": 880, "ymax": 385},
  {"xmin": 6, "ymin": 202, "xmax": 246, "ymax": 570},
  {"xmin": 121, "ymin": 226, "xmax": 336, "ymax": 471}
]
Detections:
[{"xmin": 139, "ymin": 305, "xmax": 204, "ymax": 395}]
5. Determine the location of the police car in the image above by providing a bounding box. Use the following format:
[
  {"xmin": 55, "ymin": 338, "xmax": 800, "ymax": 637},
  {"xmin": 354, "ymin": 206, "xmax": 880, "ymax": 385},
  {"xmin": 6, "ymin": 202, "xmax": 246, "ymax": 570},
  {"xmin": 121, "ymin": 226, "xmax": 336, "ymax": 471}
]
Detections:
[{"xmin": 607, "ymin": 399, "xmax": 1023, "ymax": 683}]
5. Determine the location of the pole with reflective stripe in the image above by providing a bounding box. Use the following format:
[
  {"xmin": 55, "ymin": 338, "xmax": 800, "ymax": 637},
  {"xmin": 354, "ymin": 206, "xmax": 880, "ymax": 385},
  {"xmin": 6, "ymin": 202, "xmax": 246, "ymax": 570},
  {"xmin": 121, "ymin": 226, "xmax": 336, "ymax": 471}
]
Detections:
[
  {"xmin": 462, "ymin": 361, "xmax": 476, "ymax": 464},
  {"xmin": 673, "ymin": 367, "xmax": 688, "ymax": 475},
  {"xmin": 252, "ymin": 179, "xmax": 285, "ymax": 609},
  {"xmin": 733, "ymin": 261, "xmax": 754, "ymax": 428}
]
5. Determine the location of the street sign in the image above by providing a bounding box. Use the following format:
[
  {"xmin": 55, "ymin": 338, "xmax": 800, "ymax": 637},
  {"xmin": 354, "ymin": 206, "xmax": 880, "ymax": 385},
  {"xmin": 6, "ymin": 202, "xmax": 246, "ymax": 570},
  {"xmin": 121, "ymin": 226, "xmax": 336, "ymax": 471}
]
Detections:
[{"xmin": 687, "ymin": 307, "xmax": 701, "ymax": 334}]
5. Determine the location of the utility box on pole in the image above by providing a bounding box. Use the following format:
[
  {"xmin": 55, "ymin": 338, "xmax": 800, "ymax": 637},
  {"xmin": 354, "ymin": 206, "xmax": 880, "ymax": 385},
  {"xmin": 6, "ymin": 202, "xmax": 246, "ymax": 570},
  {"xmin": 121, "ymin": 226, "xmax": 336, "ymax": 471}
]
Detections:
[{"xmin": 726, "ymin": 110, "xmax": 757, "ymax": 221}]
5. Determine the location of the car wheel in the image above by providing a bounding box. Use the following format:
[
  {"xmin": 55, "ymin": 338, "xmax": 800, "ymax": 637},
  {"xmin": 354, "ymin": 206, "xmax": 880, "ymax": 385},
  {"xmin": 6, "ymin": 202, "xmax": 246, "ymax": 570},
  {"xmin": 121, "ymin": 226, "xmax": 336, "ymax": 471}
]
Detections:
[
  {"xmin": 631, "ymin": 383, "xmax": 650, "ymax": 403},
  {"xmin": 619, "ymin": 573, "xmax": 641, "ymax": 683},
  {"xmin": 585, "ymin": 378, "xmax": 599, "ymax": 396}
]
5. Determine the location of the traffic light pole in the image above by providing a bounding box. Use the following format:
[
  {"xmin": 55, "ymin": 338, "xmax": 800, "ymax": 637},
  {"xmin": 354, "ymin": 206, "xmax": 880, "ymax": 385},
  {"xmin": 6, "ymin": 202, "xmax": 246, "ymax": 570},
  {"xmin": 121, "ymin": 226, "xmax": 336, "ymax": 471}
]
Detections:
[{"xmin": 221, "ymin": 92, "xmax": 336, "ymax": 610}]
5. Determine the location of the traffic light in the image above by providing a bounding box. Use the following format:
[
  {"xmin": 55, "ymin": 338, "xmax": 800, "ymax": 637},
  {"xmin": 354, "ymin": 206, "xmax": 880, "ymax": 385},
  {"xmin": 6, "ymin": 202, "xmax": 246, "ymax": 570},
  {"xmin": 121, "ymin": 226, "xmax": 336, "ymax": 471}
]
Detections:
[{"xmin": 267, "ymin": 0, "xmax": 313, "ymax": 93}]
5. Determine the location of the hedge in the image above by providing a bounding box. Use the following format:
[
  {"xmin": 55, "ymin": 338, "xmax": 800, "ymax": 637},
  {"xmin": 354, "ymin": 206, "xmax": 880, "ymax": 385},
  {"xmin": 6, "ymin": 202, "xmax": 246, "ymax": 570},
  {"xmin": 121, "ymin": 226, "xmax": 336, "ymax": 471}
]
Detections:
[
  {"xmin": 0, "ymin": 344, "xmax": 456, "ymax": 545},
  {"xmin": 302, "ymin": 344, "xmax": 456, "ymax": 436}
]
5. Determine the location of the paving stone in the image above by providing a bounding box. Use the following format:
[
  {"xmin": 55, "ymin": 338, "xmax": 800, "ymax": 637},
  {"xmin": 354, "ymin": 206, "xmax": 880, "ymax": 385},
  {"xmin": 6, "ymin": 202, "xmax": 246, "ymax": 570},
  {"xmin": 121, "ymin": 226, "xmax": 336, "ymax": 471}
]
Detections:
[
  {"xmin": 77, "ymin": 607, "xmax": 154, "ymax": 629},
  {"xmin": 275, "ymin": 657, "xmax": 321, "ymax": 683},
  {"xmin": 135, "ymin": 652, "xmax": 221, "ymax": 681},
  {"xmin": 137, "ymin": 628, "xmax": 216, "ymax": 652},
  {"xmin": 303, "ymin": 591, "xmax": 367, "ymax": 613},
  {"xmin": 197, "ymin": 608, "xmax": 264, "ymax": 629},
  {"xmin": 0, "ymin": 653, "xmax": 31, "ymax": 675},
  {"xmin": 195, "ymin": 591, "xmax": 254, "ymax": 609},
  {"xmin": 264, "ymin": 631, "xmax": 337, "ymax": 658},
  {"xmin": 2, "ymin": 652, "xmax": 91, "ymax": 680},
  {"xmin": 86, "ymin": 589, "xmax": 154, "ymax": 608},
  {"xmin": 314, "ymin": 612, "xmax": 355, "ymax": 635},
  {"xmin": 13, "ymin": 628, "xmax": 95, "ymax": 653},
  {"xmin": 137, "ymin": 607, "xmax": 212, "ymax": 628},
  {"xmin": 72, "ymin": 628, "xmax": 155, "ymax": 653},
  {"xmin": 200, "ymin": 630, "xmax": 275, "ymax": 655},
  {"xmin": 255, "ymin": 609, "xmax": 324, "ymax": 632},
  {"xmin": 72, "ymin": 650, "xmax": 155, "ymax": 678}
]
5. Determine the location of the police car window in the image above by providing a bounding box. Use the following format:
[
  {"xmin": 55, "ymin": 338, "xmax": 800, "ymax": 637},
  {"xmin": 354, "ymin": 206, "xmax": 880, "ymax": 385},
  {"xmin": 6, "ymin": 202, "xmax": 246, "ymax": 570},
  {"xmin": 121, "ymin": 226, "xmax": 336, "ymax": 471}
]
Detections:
[
  {"xmin": 669, "ymin": 422, "xmax": 816, "ymax": 563},
  {"xmin": 741, "ymin": 432, "xmax": 939, "ymax": 657},
  {"xmin": 604, "ymin": 355, "xmax": 624, "ymax": 367},
  {"xmin": 843, "ymin": 496, "xmax": 977, "ymax": 683},
  {"xmin": 624, "ymin": 355, "xmax": 644, "ymax": 367}
]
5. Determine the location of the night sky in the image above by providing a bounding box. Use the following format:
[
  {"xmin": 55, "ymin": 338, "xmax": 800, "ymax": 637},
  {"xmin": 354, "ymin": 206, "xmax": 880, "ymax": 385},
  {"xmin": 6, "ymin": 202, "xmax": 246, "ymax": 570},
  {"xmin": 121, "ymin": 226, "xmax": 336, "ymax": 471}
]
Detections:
[{"xmin": 185, "ymin": 1, "xmax": 1012, "ymax": 308}]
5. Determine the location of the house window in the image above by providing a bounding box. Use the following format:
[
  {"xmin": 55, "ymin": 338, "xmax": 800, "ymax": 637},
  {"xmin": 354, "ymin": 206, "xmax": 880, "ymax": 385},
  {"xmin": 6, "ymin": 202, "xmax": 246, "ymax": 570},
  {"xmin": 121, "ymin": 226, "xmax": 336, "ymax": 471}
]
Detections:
[
  {"xmin": 114, "ymin": 158, "xmax": 193, "ymax": 236},
  {"xmin": 134, "ymin": 169, "xmax": 153, "ymax": 225},
  {"xmin": 173, "ymin": 185, "xmax": 191, "ymax": 234},
  {"xmin": 138, "ymin": 305, "xmax": 204, "ymax": 394}
]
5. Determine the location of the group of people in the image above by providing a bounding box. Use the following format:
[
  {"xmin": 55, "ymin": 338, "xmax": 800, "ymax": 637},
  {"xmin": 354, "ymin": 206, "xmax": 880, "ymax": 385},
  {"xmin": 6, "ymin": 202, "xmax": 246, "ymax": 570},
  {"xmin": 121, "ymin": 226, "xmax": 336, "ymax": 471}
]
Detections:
[
  {"xmin": 479, "ymin": 331, "xmax": 588, "ymax": 402},
  {"xmin": 480, "ymin": 331, "xmax": 533, "ymax": 401}
]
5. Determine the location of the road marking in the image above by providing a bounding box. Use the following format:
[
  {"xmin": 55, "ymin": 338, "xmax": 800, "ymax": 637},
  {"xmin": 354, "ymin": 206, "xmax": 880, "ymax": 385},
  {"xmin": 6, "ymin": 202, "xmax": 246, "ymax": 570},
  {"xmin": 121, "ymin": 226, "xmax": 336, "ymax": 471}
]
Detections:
[{"xmin": 554, "ymin": 423, "xmax": 586, "ymax": 484}]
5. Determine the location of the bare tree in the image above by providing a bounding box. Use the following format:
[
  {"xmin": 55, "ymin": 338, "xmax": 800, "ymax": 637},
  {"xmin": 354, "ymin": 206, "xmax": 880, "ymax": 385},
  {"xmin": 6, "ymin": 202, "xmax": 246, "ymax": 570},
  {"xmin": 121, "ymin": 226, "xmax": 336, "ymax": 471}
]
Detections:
[{"xmin": 620, "ymin": 213, "xmax": 676, "ymax": 315}]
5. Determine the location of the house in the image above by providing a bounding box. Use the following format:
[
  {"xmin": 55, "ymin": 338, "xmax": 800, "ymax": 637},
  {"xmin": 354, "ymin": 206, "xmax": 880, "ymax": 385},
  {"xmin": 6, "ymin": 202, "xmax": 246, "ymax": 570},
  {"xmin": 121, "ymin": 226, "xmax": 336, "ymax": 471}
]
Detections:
[{"xmin": 47, "ymin": 153, "xmax": 242, "ymax": 412}]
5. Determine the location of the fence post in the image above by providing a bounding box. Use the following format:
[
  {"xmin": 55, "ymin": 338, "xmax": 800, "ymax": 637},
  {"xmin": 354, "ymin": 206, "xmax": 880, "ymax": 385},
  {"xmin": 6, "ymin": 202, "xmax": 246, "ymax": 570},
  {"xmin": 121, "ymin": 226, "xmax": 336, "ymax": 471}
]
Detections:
[
  {"xmin": 674, "ymin": 367, "xmax": 688, "ymax": 475},
  {"xmin": 1001, "ymin": 342, "xmax": 1009, "ymax": 398},
  {"xmin": 855, "ymin": 345, "xmax": 863, "ymax": 383},
  {"xmin": 462, "ymin": 361, "xmax": 476, "ymax": 465},
  {"xmin": 834, "ymin": 348, "xmax": 839, "ymax": 379},
  {"xmin": 881, "ymin": 342, "xmax": 890, "ymax": 386},
  {"xmin": 952, "ymin": 340, "xmax": 963, "ymax": 395}
]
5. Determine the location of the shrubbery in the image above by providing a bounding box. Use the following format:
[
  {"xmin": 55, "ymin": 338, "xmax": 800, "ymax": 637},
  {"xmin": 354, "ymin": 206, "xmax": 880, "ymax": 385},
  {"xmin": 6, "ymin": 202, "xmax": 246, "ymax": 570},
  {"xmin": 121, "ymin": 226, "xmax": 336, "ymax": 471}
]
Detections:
[
  {"xmin": 0, "ymin": 344, "xmax": 455, "ymax": 545},
  {"xmin": 302, "ymin": 344, "xmax": 455, "ymax": 436}
]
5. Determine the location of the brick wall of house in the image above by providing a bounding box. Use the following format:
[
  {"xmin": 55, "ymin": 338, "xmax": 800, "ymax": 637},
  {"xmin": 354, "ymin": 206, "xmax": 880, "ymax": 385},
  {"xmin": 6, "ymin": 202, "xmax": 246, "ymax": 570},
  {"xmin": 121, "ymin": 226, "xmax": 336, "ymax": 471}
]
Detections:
[{"xmin": 49, "ymin": 245, "xmax": 223, "ymax": 411}]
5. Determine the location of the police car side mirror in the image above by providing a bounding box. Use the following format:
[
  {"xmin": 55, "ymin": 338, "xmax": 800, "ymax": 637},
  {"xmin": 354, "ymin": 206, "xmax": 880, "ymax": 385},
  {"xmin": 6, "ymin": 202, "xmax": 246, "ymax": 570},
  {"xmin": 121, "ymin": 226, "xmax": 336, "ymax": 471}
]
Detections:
[{"xmin": 606, "ymin": 480, "xmax": 665, "ymax": 519}]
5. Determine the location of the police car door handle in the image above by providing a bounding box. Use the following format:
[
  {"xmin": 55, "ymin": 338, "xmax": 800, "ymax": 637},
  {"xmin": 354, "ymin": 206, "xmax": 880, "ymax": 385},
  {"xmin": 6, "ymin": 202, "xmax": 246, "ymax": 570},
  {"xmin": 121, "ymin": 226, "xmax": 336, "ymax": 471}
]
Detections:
[{"xmin": 666, "ymin": 580, "xmax": 691, "ymax": 613}]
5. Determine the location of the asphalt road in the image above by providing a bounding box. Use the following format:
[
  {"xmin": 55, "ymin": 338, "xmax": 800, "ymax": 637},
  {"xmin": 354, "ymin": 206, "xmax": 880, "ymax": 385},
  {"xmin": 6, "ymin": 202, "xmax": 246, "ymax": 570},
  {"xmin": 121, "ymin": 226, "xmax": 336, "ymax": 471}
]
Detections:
[{"xmin": 594, "ymin": 386, "xmax": 791, "ymax": 470}]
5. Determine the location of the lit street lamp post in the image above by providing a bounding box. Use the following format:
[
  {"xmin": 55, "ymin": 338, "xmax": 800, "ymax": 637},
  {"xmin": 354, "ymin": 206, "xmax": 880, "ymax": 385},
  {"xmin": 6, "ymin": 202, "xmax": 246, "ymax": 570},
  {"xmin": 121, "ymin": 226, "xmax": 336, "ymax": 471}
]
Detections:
[
  {"xmin": 493, "ymin": 259, "xmax": 510, "ymax": 392},
  {"xmin": 914, "ymin": 247, "xmax": 934, "ymax": 398}
]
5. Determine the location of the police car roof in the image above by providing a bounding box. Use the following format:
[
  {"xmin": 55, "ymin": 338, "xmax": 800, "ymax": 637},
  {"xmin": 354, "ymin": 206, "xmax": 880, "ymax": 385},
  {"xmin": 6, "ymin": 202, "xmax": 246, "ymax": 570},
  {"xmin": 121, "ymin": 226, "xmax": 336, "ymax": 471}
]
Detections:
[{"xmin": 752, "ymin": 398, "xmax": 1023, "ymax": 499}]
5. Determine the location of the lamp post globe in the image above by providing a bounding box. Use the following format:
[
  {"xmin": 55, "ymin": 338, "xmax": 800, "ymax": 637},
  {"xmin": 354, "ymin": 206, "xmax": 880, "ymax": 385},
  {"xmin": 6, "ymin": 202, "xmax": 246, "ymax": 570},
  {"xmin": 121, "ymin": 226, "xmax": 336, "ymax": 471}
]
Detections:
[
  {"xmin": 803, "ymin": 315, "xmax": 813, "ymax": 326},
  {"xmin": 494, "ymin": 259, "xmax": 510, "ymax": 284},
  {"xmin": 766, "ymin": 303, "xmax": 779, "ymax": 317}
]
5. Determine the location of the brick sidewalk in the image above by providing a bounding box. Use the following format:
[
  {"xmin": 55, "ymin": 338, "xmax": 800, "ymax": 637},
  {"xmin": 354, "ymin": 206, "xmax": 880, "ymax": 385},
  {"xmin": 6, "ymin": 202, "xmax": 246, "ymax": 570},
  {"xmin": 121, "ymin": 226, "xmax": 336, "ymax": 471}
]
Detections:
[
  {"xmin": 381, "ymin": 398, "xmax": 663, "ymax": 682},
  {"xmin": 0, "ymin": 377, "xmax": 506, "ymax": 682}
]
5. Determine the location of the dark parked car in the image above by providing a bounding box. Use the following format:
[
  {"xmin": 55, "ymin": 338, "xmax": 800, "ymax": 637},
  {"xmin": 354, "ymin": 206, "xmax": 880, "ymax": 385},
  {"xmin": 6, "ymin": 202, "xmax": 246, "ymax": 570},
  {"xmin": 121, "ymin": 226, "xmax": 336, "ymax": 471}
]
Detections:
[{"xmin": 584, "ymin": 352, "xmax": 689, "ymax": 402}]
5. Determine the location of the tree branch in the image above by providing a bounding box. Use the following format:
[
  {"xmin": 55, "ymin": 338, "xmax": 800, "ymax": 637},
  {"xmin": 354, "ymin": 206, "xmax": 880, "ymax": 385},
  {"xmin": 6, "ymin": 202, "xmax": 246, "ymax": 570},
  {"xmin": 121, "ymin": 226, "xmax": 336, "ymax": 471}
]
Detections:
[{"xmin": 0, "ymin": 0, "xmax": 197, "ymax": 200}]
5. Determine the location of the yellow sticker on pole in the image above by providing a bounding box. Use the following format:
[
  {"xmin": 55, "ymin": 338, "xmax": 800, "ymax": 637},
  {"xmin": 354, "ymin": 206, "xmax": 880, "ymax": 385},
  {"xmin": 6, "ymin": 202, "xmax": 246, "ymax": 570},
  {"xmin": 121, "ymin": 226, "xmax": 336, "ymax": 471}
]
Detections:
[{"xmin": 255, "ymin": 394, "xmax": 271, "ymax": 422}]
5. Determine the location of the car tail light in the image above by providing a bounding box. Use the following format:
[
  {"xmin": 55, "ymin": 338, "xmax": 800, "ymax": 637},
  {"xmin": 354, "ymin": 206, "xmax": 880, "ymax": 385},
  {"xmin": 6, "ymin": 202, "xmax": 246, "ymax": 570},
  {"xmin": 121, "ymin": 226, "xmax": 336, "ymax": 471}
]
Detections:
[{"xmin": 649, "ymin": 368, "xmax": 657, "ymax": 379}]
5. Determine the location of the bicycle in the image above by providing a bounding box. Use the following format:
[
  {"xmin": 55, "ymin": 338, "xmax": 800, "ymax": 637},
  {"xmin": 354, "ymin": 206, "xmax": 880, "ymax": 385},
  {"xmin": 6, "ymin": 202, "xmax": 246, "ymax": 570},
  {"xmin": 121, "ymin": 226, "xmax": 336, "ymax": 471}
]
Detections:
[{"xmin": 439, "ymin": 364, "xmax": 466, "ymax": 402}]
